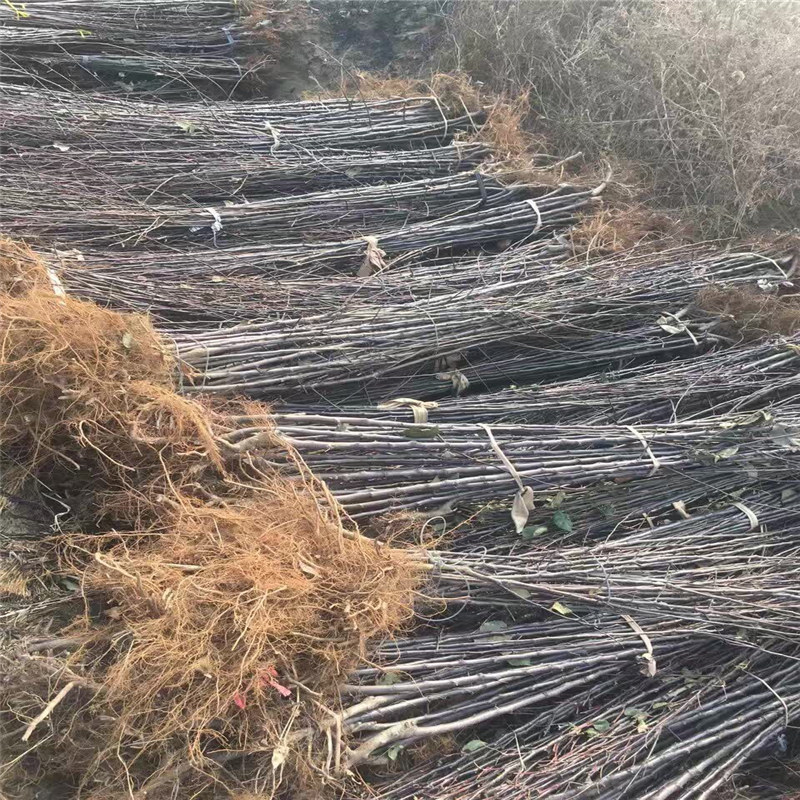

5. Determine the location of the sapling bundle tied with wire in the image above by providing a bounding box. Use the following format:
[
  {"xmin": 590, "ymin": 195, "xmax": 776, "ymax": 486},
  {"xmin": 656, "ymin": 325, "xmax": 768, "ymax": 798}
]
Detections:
[
  {"xmin": 64, "ymin": 237, "xmax": 569, "ymax": 323},
  {"xmin": 2, "ymin": 141, "xmax": 488, "ymax": 214},
  {"xmin": 9, "ymin": 171, "xmax": 533, "ymax": 249},
  {"xmin": 369, "ymin": 643, "xmax": 800, "ymax": 800},
  {"xmin": 0, "ymin": 0, "xmax": 286, "ymax": 96},
  {"xmin": 161, "ymin": 247, "xmax": 791, "ymax": 395},
  {"xmin": 280, "ymin": 332, "xmax": 800, "ymax": 426},
  {"xmin": 339, "ymin": 494, "xmax": 800, "ymax": 796},
  {"xmin": 340, "ymin": 613, "xmax": 714, "ymax": 771},
  {"xmin": 53, "ymin": 183, "xmax": 590, "ymax": 302},
  {"xmin": 0, "ymin": 239, "xmax": 420, "ymax": 798},
  {"xmin": 273, "ymin": 411, "xmax": 799, "ymax": 518},
  {"xmin": 429, "ymin": 489, "xmax": 800, "ymax": 641},
  {"xmin": 0, "ymin": 82, "xmax": 479, "ymax": 153}
]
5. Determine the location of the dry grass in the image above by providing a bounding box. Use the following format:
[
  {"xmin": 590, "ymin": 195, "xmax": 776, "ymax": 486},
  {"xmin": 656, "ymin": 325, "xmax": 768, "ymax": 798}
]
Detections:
[
  {"xmin": 570, "ymin": 206, "xmax": 692, "ymax": 258},
  {"xmin": 442, "ymin": 0, "xmax": 800, "ymax": 236},
  {"xmin": 0, "ymin": 240, "xmax": 420, "ymax": 799},
  {"xmin": 696, "ymin": 285, "xmax": 800, "ymax": 341},
  {"xmin": 304, "ymin": 70, "xmax": 481, "ymax": 118}
]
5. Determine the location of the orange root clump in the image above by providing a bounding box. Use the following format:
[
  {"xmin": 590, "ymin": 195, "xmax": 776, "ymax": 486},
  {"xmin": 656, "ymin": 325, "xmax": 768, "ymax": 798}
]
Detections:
[{"xmin": 0, "ymin": 239, "xmax": 421, "ymax": 798}]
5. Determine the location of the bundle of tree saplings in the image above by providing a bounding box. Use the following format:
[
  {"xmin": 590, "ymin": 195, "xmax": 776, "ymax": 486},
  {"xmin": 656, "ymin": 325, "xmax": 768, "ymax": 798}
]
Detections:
[
  {"xmin": 5, "ymin": 171, "xmax": 530, "ymax": 248},
  {"xmin": 0, "ymin": 81, "xmax": 478, "ymax": 152},
  {"xmin": 282, "ymin": 331, "xmax": 800, "ymax": 425},
  {"xmin": 273, "ymin": 411, "xmax": 799, "ymax": 517},
  {"xmin": 0, "ymin": 239, "xmax": 420, "ymax": 800},
  {"xmin": 1, "ymin": 0, "xmax": 268, "ymax": 96},
  {"xmin": 162, "ymin": 247, "xmax": 789, "ymax": 393},
  {"xmin": 63, "ymin": 236, "xmax": 567, "ymax": 323},
  {"xmin": 366, "ymin": 641, "xmax": 800, "ymax": 800},
  {"xmin": 329, "ymin": 481, "xmax": 800, "ymax": 794},
  {"xmin": 3, "ymin": 140, "xmax": 488, "ymax": 208}
]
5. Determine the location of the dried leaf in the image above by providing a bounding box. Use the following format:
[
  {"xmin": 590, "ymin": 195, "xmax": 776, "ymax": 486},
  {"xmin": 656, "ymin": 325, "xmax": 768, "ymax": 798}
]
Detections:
[
  {"xmin": 511, "ymin": 486, "xmax": 535, "ymax": 533},
  {"xmin": 506, "ymin": 657, "xmax": 533, "ymax": 667},
  {"xmin": 548, "ymin": 490, "xmax": 567, "ymax": 509},
  {"xmin": 298, "ymin": 560, "xmax": 318, "ymax": 577},
  {"xmin": 639, "ymin": 652, "xmax": 657, "ymax": 677},
  {"xmin": 377, "ymin": 671, "xmax": 403, "ymax": 686},
  {"xmin": 52, "ymin": 142, "xmax": 70, "ymax": 152},
  {"xmin": 403, "ymin": 425, "xmax": 440, "ymax": 440},
  {"xmin": 121, "ymin": 332, "xmax": 133, "ymax": 350},
  {"xmin": 714, "ymin": 445, "xmax": 740, "ymax": 461},
  {"xmin": 358, "ymin": 236, "xmax": 387, "ymax": 277},
  {"xmin": 436, "ymin": 369, "xmax": 470, "ymax": 394},
  {"xmin": 656, "ymin": 316, "xmax": 686, "ymax": 335},
  {"xmin": 771, "ymin": 424, "xmax": 800, "ymax": 451},
  {"xmin": 272, "ymin": 742, "xmax": 289, "ymax": 771},
  {"xmin": 550, "ymin": 601, "xmax": 573, "ymax": 616},
  {"xmin": 479, "ymin": 620, "xmax": 508, "ymax": 634},
  {"xmin": 719, "ymin": 410, "xmax": 772, "ymax": 429},
  {"xmin": 232, "ymin": 690, "xmax": 246, "ymax": 710}
]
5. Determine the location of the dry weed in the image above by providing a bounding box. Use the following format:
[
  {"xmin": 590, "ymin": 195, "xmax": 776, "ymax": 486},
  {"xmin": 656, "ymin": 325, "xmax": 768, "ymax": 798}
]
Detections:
[{"xmin": 443, "ymin": 0, "xmax": 800, "ymax": 235}]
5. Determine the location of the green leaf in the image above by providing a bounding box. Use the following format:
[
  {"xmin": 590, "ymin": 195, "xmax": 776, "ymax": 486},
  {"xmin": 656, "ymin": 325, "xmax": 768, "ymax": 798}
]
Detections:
[
  {"xmin": 377, "ymin": 671, "xmax": 403, "ymax": 686},
  {"xmin": 506, "ymin": 657, "xmax": 532, "ymax": 667},
  {"xmin": 623, "ymin": 707, "xmax": 645, "ymax": 718},
  {"xmin": 403, "ymin": 425, "xmax": 440, "ymax": 440},
  {"xmin": 652, "ymin": 701, "xmax": 669, "ymax": 709},
  {"xmin": 548, "ymin": 490, "xmax": 567, "ymax": 509},
  {"xmin": 592, "ymin": 719, "xmax": 611, "ymax": 733},
  {"xmin": 552, "ymin": 509, "xmax": 573, "ymax": 532},
  {"xmin": 511, "ymin": 587, "xmax": 531, "ymax": 600},
  {"xmin": 461, "ymin": 739, "xmax": 486, "ymax": 753},
  {"xmin": 624, "ymin": 708, "xmax": 648, "ymax": 732},
  {"xmin": 597, "ymin": 501, "xmax": 616, "ymax": 520},
  {"xmin": 520, "ymin": 525, "xmax": 548, "ymax": 540},
  {"xmin": 479, "ymin": 620, "xmax": 508, "ymax": 633},
  {"xmin": 550, "ymin": 601, "xmax": 573, "ymax": 616},
  {"xmin": 386, "ymin": 744, "xmax": 404, "ymax": 761}
]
